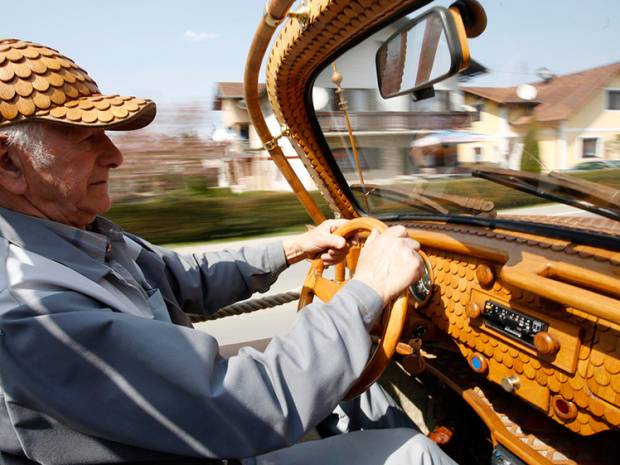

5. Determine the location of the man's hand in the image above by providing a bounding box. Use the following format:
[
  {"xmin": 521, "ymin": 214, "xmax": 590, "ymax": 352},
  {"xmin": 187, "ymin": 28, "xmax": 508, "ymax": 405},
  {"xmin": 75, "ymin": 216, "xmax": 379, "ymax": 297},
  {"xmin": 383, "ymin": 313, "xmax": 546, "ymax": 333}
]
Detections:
[
  {"xmin": 282, "ymin": 219, "xmax": 349, "ymax": 265},
  {"xmin": 354, "ymin": 225, "xmax": 423, "ymax": 306}
]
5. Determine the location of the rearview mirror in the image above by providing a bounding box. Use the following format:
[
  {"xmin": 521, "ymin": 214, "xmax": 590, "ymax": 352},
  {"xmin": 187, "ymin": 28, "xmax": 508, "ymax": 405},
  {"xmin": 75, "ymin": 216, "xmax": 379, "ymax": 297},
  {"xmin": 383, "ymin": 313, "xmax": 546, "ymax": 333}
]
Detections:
[{"xmin": 376, "ymin": 7, "xmax": 470, "ymax": 99}]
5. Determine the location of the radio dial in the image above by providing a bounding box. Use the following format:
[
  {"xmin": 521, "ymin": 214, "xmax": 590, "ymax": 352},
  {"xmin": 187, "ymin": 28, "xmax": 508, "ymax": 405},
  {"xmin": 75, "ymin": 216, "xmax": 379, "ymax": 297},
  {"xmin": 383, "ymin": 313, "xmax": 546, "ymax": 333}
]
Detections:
[{"xmin": 533, "ymin": 331, "xmax": 560, "ymax": 355}]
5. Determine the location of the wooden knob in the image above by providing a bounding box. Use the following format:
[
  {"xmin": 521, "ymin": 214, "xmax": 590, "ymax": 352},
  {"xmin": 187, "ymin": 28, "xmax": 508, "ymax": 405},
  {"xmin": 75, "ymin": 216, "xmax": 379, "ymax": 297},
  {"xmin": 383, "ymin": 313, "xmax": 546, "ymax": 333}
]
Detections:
[
  {"xmin": 402, "ymin": 353, "xmax": 426, "ymax": 375},
  {"xmin": 466, "ymin": 302, "xmax": 482, "ymax": 319},
  {"xmin": 469, "ymin": 353, "xmax": 488, "ymax": 374},
  {"xmin": 534, "ymin": 331, "xmax": 560, "ymax": 355},
  {"xmin": 476, "ymin": 264, "xmax": 495, "ymax": 287},
  {"xmin": 551, "ymin": 395, "xmax": 577, "ymax": 421},
  {"xmin": 395, "ymin": 341, "xmax": 414, "ymax": 356}
]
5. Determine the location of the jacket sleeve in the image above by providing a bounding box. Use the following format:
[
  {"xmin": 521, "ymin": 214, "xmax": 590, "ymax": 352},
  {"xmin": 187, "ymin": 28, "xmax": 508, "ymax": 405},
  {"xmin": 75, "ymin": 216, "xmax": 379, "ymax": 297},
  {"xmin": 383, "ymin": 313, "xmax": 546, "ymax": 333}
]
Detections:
[
  {"xmin": 131, "ymin": 236, "xmax": 289, "ymax": 314},
  {"xmin": 0, "ymin": 278, "xmax": 383, "ymax": 461}
]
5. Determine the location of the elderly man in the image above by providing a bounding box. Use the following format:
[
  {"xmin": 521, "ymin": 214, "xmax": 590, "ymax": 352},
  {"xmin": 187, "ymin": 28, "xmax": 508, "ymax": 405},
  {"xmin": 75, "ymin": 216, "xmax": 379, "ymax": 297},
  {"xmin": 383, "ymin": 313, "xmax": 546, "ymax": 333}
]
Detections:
[{"xmin": 0, "ymin": 39, "xmax": 456, "ymax": 465}]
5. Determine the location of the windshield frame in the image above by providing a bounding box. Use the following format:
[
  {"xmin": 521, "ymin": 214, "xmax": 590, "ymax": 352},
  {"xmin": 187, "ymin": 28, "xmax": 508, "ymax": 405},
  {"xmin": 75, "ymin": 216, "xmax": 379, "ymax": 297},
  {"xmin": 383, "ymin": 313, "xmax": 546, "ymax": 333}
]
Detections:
[{"xmin": 304, "ymin": 2, "xmax": 437, "ymax": 219}]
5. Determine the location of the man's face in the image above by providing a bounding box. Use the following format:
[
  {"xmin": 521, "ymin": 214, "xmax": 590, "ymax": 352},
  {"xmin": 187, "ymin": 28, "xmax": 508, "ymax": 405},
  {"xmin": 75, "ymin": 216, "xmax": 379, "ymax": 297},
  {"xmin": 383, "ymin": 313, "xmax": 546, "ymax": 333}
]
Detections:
[{"xmin": 20, "ymin": 124, "xmax": 123, "ymax": 228}]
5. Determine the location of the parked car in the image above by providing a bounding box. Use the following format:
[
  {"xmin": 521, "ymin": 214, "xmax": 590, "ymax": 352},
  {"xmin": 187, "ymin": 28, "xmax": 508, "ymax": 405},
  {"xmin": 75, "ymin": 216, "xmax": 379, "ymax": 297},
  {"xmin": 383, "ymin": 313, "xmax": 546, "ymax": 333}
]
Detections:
[
  {"xmin": 240, "ymin": 1, "xmax": 620, "ymax": 464},
  {"xmin": 570, "ymin": 159, "xmax": 620, "ymax": 171}
]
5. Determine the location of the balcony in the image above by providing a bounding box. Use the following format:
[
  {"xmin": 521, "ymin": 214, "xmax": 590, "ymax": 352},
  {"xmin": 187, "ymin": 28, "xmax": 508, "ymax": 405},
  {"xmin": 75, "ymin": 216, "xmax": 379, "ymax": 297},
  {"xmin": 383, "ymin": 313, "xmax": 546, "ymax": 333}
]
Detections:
[{"xmin": 316, "ymin": 111, "xmax": 478, "ymax": 133}]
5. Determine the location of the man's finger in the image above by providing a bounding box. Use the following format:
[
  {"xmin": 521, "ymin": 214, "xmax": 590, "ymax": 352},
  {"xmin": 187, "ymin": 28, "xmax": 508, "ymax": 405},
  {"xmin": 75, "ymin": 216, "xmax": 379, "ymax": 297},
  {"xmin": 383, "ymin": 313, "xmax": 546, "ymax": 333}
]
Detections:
[
  {"xmin": 404, "ymin": 238, "xmax": 421, "ymax": 251},
  {"xmin": 365, "ymin": 228, "xmax": 380, "ymax": 246},
  {"xmin": 324, "ymin": 235, "xmax": 347, "ymax": 249},
  {"xmin": 385, "ymin": 225, "xmax": 408, "ymax": 238},
  {"xmin": 321, "ymin": 251, "xmax": 344, "ymax": 264},
  {"xmin": 327, "ymin": 219, "xmax": 349, "ymax": 233}
]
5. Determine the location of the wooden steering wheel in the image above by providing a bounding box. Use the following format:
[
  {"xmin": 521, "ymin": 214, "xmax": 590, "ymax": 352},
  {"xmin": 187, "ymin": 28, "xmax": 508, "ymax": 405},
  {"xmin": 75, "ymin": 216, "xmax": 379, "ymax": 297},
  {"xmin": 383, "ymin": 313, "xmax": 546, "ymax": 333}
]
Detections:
[{"xmin": 297, "ymin": 217, "xmax": 409, "ymax": 399}]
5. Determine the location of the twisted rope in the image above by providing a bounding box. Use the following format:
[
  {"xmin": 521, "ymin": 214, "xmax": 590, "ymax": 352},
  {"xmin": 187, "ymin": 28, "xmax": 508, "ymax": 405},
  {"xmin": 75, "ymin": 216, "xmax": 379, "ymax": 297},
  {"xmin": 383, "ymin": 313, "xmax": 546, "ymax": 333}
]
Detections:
[{"xmin": 189, "ymin": 287, "xmax": 301, "ymax": 322}]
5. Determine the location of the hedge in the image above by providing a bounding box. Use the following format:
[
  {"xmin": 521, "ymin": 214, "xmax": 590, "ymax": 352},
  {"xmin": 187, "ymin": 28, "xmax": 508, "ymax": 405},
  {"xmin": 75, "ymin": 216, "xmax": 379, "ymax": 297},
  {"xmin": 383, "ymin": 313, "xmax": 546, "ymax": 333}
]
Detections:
[
  {"xmin": 107, "ymin": 169, "xmax": 620, "ymax": 245},
  {"xmin": 106, "ymin": 189, "xmax": 331, "ymax": 245}
]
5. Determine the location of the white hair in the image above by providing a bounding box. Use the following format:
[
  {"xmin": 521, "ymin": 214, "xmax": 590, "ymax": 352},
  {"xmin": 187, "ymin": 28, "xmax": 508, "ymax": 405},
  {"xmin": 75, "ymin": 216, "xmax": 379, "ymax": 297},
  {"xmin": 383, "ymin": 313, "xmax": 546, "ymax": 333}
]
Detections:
[{"xmin": 1, "ymin": 122, "xmax": 52, "ymax": 168}]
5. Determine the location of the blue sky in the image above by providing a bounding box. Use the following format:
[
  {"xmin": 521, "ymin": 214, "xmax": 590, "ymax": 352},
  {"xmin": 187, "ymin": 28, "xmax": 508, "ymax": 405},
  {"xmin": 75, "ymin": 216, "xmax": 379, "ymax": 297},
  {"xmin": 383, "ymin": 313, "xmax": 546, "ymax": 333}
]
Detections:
[
  {"xmin": 3, "ymin": 0, "xmax": 266, "ymax": 105},
  {"xmin": 464, "ymin": 0, "xmax": 620, "ymax": 86},
  {"xmin": 3, "ymin": 1, "xmax": 619, "ymax": 129}
]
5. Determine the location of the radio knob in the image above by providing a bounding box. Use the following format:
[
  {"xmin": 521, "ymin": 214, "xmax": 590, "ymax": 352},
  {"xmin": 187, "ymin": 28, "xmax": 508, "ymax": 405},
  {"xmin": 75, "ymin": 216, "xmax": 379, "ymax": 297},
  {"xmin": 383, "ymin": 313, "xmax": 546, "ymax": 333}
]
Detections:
[
  {"xmin": 500, "ymin": 375, "xmax": 520, "ymax": 393},
  {"xmin": 466, "ymin": 302, "xmax": 482, "ymax": 319},
  {"xmin": 534, "ymin": 331, "xmax": 560, "ymax": 355}
]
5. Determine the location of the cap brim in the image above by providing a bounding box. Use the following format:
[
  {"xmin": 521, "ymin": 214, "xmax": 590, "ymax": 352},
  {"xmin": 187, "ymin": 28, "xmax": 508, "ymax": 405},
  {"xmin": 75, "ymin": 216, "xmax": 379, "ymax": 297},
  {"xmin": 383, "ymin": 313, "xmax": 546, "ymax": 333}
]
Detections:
[{"xmin": 32, "ymin": 94, "xmax": 156, "ymax": 131}]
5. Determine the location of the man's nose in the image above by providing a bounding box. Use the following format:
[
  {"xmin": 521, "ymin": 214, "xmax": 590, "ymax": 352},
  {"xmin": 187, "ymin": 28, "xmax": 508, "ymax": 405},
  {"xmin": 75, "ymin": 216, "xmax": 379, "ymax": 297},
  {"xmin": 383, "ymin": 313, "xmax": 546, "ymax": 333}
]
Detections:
[{"xmin": 97, "ymin": 137, "xmax": 124, "ymax": 169}]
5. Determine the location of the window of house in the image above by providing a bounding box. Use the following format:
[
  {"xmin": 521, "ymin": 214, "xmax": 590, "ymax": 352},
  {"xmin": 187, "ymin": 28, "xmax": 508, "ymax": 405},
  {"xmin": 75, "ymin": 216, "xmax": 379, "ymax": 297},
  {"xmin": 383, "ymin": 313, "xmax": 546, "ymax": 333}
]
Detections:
[
  {"xmin": 334, "ymin": 148, "xmax": 382, "ymax": 172},
  {"xmin": 473, "ymin": 146, "xmax": 483, "ymax": 162},
  {"xmin": 582, "ymin": 138, "xmax": 599, "ymax": 158},
  {"xmin": 344, "ymin": 89, "xmax": 375, "ymax": 112},
  {"xmin": 238, "ymin": 123, "xmax": 249, "ymax": 140},
  {"xmin": 401, "ymin": 148, "xmax": 417, "ymax": 174},
  {"xmin": 607, "ymin": 90, "xmax": 620, "ymax": 110}
]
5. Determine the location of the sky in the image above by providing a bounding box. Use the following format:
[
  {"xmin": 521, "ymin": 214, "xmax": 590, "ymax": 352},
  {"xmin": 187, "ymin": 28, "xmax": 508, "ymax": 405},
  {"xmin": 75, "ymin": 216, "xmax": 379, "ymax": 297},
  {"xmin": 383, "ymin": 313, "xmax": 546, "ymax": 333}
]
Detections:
[
  {"xmin": 3, "ymin": 0, "xmax": 620, "ymax": 132},
  {"xmin": 3, "ymin": 1, "xmax": 267, "ymax": 105},
  {"xmin": 463, "ymin": 0, "xmax": 620, "ymax": 87}
]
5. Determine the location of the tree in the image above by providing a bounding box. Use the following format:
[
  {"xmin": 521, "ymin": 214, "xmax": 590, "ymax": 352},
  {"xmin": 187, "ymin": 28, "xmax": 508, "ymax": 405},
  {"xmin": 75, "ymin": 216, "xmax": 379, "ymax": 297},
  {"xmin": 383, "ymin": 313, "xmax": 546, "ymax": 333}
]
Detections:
[
  {"xmin": 604, "ymin": 134, "xmax": 620, "ymax": 159},
  {"xmin": 520, "ymin": 124, "xmax": 542, "ymax": 173}
]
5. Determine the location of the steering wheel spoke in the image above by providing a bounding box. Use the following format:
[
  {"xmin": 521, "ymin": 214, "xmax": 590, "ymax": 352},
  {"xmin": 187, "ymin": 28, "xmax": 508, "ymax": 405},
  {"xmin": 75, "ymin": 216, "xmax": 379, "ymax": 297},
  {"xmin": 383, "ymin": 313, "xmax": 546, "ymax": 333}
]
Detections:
[
  {"xmin": 312, "ymin": 274, "xmax": 345, "ymax": 302},
  {"xmin": 345, "ymin": 244, "xmax": 361, "ymax": 274}
]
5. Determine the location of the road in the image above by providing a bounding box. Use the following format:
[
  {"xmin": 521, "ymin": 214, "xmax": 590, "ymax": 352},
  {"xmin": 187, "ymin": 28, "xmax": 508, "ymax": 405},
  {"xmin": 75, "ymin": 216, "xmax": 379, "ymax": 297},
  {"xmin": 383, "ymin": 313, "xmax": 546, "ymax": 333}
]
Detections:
[
  {"xmin": 175, "ymin": 203, "xmax": 594, "ymax": 345},
  {"xmin": 173, "ymin": 233, "xmax": 305, "ymax": 345}
]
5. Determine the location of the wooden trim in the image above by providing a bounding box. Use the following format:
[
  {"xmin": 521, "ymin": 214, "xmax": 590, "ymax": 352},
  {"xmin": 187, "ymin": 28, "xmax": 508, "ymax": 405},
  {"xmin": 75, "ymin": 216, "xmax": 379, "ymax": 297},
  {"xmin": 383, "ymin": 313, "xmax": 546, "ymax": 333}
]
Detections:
[
  {"xmin": 244, "ymin": 0, "xmax": 325, "ymax": 224},
  {"xmin": 266, "ymin": 0, "xmax": 433, "ymax": 217}
]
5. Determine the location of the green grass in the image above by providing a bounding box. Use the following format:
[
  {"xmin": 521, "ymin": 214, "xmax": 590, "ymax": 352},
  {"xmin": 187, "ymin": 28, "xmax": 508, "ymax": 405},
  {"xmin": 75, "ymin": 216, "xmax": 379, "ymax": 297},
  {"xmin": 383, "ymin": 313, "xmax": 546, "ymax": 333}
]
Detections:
[{"xmin": 162, "ymin": 225, "xmax": 307, "ymax": 248}]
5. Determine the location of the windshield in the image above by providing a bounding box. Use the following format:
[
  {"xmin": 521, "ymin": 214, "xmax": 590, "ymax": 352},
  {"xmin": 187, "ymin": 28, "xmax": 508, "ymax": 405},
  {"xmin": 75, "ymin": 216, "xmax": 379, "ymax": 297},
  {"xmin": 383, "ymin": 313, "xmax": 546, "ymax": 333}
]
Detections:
[{"xmin": 310, "ymin": 0, "xmax": 620, "ymax": 222}]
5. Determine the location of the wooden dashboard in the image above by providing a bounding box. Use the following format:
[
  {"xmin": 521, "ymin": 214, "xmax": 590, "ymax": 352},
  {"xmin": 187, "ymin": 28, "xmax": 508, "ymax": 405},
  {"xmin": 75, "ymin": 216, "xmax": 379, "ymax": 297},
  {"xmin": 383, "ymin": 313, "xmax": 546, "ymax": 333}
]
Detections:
[
  {"xmin": 260, "ymin": 0, "xmax": 620, "ymax": 459},
  {"xmin": 401, "ymin": 218, "xmax": 620, "ymax": 436}
]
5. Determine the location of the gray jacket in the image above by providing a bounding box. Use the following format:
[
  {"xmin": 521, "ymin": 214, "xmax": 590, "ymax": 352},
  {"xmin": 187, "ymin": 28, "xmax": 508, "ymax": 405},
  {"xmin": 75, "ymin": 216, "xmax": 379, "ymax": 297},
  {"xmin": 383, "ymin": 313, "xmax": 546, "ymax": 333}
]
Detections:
[{"xmin": 0, "ymin": 209, "xmax": 382, "ymax": 465}]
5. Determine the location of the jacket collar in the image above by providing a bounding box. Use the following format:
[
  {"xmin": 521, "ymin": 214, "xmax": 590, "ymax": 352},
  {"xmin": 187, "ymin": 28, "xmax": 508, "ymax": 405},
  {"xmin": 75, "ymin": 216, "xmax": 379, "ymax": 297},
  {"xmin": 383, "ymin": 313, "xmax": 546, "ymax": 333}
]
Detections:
[{"xmin": 0, "ymin": 207, "xmax": 110, "ymax": 282}]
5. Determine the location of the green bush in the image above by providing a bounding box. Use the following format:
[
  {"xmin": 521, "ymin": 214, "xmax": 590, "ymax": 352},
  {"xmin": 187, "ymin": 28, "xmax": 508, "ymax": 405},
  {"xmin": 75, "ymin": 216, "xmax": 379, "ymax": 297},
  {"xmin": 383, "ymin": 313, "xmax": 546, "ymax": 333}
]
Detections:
[
  {"xmin": 520, "ymin": 124, "xmax": 542, "ymax": 173},
  {"xmin": 107, "ymin": 189, "xmax": 331, "ymax": 244}
]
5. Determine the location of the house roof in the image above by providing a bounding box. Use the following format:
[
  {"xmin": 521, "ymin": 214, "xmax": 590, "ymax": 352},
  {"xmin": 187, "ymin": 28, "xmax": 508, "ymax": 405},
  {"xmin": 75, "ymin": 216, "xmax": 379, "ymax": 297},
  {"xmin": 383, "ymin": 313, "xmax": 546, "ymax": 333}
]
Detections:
[
  {"xmin": 463, "ymin": 61, "xmax": 620, "ymax": 124},
  {"xmin": 212, "ymin": 82, "xmax": 266, "ymax": 110}
]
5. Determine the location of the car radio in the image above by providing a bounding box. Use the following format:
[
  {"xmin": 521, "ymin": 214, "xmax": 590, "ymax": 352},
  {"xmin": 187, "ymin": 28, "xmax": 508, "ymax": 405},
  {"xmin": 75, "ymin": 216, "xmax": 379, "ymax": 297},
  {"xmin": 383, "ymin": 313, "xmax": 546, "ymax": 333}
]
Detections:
[{"xmin": 483, "ymin": 300, "xmax": 548, "ymax": 347}]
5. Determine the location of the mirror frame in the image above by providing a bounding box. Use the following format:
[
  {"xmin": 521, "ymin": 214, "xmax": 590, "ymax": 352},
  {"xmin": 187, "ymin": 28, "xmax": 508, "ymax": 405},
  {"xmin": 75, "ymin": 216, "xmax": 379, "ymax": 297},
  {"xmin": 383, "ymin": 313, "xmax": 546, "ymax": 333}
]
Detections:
[{"xmin": 375, "ymin": 6, "xmax": 469, "ymax": 99}]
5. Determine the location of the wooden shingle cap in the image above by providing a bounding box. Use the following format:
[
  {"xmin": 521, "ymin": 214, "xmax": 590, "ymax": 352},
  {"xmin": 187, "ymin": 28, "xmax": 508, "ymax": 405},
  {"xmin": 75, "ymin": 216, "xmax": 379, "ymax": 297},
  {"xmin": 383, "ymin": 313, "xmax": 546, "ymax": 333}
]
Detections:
[{"xmin": 0, "ymin": 39, "xmax": 155, "ymax": 130}]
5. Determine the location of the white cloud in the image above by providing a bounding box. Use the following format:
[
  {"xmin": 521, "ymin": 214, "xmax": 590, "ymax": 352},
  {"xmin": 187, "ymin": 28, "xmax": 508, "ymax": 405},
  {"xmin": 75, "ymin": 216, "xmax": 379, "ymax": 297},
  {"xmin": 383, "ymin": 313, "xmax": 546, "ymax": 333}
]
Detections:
[{"xmin": 183, "ymin": 30, "xmax": 220, "ymax": 42}]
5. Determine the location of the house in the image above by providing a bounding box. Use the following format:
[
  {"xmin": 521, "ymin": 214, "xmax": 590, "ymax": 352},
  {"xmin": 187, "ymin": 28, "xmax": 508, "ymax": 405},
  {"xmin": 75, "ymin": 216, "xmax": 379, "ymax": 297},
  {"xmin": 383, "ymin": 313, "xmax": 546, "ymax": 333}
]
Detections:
[
  {"xmin": 312, "ymin": 58, "xmax": 485, "ymax": 182},
  {"xmin": 461, "ymin": 61, "xmax": 620, "ymax": 170},
  {"xmin": 308, "ymin": 18, "xmax": 487, "ymax": 182},
  {"xmin": 212, "ymin": 82, "xmax": 316, "ymax": 191},
  {"xmin": 212, "ymin": 33, "xmax": 487, "ymax": 190}
]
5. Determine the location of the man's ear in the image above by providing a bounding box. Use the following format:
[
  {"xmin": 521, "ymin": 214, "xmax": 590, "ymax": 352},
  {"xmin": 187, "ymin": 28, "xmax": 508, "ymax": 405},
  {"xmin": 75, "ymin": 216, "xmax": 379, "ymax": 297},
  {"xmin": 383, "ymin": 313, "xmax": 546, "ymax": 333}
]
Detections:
[{"xmin": 0, "ymin": 134, "xmax": 27, "ymax": 195}]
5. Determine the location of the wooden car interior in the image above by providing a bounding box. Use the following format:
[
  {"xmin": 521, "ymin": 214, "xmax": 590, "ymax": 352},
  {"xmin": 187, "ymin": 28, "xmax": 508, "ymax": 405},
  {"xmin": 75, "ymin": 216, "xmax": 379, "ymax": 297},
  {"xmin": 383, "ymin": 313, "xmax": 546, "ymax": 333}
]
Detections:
[{"xmin": 231, "ymin": 0, "xmax": 620, "ymax": 463}]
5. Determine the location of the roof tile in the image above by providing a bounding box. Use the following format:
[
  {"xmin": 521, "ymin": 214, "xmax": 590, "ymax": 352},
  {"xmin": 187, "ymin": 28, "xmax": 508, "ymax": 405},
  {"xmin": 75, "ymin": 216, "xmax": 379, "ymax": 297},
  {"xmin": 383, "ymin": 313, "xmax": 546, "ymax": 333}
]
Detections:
[{"xmin": 213, "ymin": 81, "xmax": 266, "ymax": 110}]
